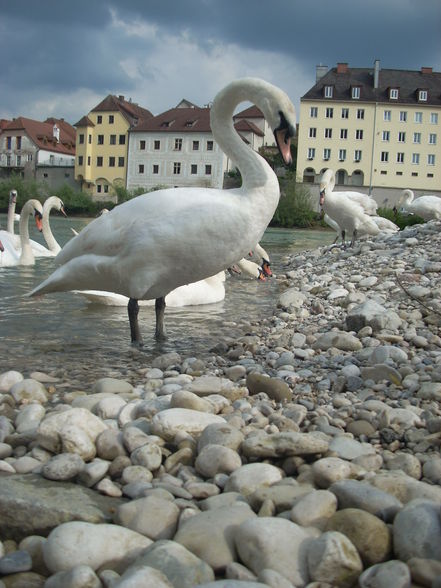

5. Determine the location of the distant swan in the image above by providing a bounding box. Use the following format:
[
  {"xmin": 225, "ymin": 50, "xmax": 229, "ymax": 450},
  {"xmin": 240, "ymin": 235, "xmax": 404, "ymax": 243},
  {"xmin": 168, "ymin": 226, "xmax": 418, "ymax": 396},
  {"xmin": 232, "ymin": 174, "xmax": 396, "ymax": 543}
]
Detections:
[
  {"xmin": 398, "ymin": 189, "xmax": 441, "ymax": 221},
  {"xmin": 39, "ymin": 196, "xmax": 67, "ymax": 255},
  {"xmin": 0, "ymin": 200, "xmax": 43, "ymax": 267},
  {"xmin": 30, "ymin": 78, "xmax": 295, "ymax": 345},
  {"xmin": 319, "ymin": 168, "xmax": 379, "ymax": 247}
]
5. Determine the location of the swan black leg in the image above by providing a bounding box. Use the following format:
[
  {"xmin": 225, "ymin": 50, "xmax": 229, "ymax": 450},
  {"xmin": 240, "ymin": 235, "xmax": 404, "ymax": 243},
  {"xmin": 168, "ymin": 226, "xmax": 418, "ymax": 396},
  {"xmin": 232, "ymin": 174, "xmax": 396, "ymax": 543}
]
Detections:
[
  {"xmin": 350, "ymin": 229, "xmax": 357, "ymax": 248},
  {"xmin": 155, "ymin": 296, "xmax": 167, "ymax": 340},
  {"xmin": 128, "ymin": 298, "xmax": 143, "ymax": 347},
  {"xmin": 341, "ymin": 229, "xmax": 347, "ymax": 249}
]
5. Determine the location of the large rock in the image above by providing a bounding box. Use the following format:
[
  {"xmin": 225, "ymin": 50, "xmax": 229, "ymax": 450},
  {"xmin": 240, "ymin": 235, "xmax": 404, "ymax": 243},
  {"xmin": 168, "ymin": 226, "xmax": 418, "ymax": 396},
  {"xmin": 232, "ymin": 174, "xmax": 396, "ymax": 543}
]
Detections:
[
  {"xmin": 0, "ymin": 474, "xmax": 126, "ymax": 541},
  {"xmin": 241, "ymin": 431, "xmax": 328, "ymax": 459},
  {"xmin": 246, "ymin": 373, "xmax": 292, "ymax": 402},
  {"xmin": 393, "ymin": 499, "xmax": 441, "ymax": 561},
  {"xmin": 346, "ymin": 300, "xmax": 402, "ymax": 333},
  {"xmin": 151, "ymin": 408, "xmax": 225, "ymax": 441}
]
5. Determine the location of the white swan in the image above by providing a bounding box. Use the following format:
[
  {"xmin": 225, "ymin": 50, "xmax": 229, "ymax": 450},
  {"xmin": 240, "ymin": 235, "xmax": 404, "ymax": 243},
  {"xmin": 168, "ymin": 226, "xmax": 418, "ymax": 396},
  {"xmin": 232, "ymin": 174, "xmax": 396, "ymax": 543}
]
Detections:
[
  {"xmin": 30, "ymin": 78, "xmax": 295, "ymax": 344},
  {"xmin": 39, "ymin": 196, "xmax": 67, "ymax": 255},
  {"xmin": 398, "ymin": 189, "xmax": 441, "ymax": 221},
  {"xmin": 0, "ymin": 199, "xmax": 44, "ymax": 267},
  {"xmin": 324, "ymin": 212, "xmax": 398, "ymax": 245},
  {"xmin": 6, "ymin": 190, "xmax": 18, "ymax": 233},
  {"xmin": 319, "ymin": 169, "xmax": 379, "ymax": 247},
  {"xmin": 322, "ymin": 169, "xmax": 378, "ymax": 215}
]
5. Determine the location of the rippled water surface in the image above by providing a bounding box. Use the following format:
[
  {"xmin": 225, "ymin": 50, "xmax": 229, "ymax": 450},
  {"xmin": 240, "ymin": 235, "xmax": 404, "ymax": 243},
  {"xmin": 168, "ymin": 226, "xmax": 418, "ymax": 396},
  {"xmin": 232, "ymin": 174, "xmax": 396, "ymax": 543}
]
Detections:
[{"xmin": 0, "ymin": 213, "xmax": 334, "ymax": 386}]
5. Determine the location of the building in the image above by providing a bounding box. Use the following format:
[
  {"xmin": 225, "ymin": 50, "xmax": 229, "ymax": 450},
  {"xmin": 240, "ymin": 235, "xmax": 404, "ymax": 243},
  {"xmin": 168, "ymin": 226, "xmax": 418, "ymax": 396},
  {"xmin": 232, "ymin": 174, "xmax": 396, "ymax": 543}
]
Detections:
[
  {"xmin": 296, "ymin": 61, "xmax": 441, "ymax": 205},
  {"xmin": 74, "ymin": 95, "xmax": 153, "ymax": 200},
  {"xmin": 0, "ymin": 116, "xmax": 77, "ymax": 190},
  {"xmin": 127, "ymin": 100, "xmax": 275, "ymax": 192}
]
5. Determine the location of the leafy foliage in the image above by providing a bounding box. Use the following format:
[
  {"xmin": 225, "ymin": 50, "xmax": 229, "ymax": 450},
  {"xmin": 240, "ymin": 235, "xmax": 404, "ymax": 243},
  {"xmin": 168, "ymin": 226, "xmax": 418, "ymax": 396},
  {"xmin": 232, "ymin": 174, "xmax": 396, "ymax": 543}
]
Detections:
[
  {"xmin": 377, "ymin": 206, "xmax": 424, "ymax": 230},
  {"xmin": 272, "ymin": 174, "xmax": 319, "ymax": 228}
]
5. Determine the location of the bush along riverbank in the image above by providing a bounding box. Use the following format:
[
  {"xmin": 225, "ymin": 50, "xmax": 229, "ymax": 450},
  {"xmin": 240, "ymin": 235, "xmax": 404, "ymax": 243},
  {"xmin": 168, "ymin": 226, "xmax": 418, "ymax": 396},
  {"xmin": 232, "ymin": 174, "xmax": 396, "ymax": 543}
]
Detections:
[{"xmin": 0, "ymin": 220, "xmax": 440, "ymax": 586}]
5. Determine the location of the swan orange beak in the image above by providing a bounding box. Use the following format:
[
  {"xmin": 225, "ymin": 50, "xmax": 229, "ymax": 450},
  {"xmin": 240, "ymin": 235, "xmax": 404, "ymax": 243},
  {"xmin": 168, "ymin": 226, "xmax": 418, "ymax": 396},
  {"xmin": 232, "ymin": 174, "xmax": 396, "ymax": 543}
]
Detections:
[
  {"xmin": 60, "ymin": 206, "xmax": 67, "ymax": 217},
  {"xmin": 257, "ymin": 268, "xmax": 267, "ymax": 281},
  {"xmin": 262, "ymin": 260, "xmax": 272, "ymax": 277},
  {"xmin": 34, "ymin": 211, "xmax": 43, "ymax": 232},
  {"xmin": 275, "ymin": 128, "xmax": 292, "ymax": 166}
]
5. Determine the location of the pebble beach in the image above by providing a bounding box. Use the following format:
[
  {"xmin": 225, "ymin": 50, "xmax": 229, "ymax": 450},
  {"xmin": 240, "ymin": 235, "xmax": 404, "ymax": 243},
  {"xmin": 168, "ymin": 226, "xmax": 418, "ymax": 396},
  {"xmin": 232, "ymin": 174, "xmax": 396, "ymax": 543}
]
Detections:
[{"xmin": 0, "ymin": 220, "xmax": 440, "ymax": 588}]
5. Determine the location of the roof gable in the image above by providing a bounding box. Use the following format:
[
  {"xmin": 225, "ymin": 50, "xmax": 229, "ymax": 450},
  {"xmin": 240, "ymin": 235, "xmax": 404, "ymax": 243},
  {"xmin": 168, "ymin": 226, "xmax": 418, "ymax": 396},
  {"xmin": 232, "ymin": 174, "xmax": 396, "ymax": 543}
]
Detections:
[
  {"xmin": 132, "ymin": 104, "xmax": 212, "ymax": 133},
  {"xmin": 91, "ymin": 94, "xmax": 153, "ymax": 126},
  {"xmin": 3, "ymin": 116, "xmax": 76, "ymax": 155}
]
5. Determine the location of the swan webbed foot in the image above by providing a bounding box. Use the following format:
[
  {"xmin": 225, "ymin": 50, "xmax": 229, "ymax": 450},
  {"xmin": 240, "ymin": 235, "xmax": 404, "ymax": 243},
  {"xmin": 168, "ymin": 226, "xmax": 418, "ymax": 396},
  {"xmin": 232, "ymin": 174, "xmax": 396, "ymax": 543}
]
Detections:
[
  {"xmin": 155, "ymin": 296, "xmax": 167, "ymax": 340},
  {"xmin": 128, "ymin": 298, "xmax": 143, "ymax": 346}
]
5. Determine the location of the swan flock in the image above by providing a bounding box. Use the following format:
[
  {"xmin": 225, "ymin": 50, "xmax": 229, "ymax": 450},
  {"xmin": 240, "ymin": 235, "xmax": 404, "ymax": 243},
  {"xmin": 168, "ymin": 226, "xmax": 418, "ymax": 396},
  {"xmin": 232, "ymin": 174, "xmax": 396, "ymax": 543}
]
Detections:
[{"xmin": 30, "ymin": 78, "xmax": 296, "ymax": 345}]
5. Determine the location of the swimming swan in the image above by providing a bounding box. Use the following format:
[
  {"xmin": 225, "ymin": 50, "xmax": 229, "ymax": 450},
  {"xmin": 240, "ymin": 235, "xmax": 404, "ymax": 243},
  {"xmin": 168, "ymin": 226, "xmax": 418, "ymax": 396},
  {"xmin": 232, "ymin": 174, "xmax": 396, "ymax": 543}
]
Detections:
[
  {"xmin": 398, "ymin": 189, "xmax": 441, "ymax": 221},
  {"xmin": 319, "ymin": 168, "xmax": 379, "ymax": 247},
  {"xmin": 29, "ymin": 78, "xmax": 295, "ymax": 345},
  {"xmin": 0, "ymin": 199, "xmax": 43, "ymax": 267}
]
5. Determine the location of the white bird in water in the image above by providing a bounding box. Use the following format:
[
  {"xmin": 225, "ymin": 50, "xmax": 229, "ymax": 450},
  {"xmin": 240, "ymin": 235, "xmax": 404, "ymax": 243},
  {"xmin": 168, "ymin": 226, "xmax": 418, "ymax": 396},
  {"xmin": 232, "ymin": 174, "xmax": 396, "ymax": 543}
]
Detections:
[
  {"xmin": 398, "ymin": 189, "xmax": 441, "ymax": 221},
  {"xmin": 0, "ymin": 199, "xmax": 44, "ymax": 267},
  {"xmin": 29, "ymin": 78, "xmax": 295, "ymax": 345}
]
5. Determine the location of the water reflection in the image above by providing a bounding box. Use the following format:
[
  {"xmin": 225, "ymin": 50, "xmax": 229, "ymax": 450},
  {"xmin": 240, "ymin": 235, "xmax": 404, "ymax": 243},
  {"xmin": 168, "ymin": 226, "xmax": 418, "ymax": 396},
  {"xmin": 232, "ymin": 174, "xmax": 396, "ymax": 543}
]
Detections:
[{"xmin": 0, "ymin": 213, "xmax": 334, "ymax": 385}]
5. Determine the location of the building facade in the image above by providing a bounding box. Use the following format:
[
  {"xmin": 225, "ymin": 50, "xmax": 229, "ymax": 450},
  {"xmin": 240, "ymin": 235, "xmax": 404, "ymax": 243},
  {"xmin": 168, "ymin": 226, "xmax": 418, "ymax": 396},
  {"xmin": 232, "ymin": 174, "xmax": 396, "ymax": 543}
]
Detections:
[
  {"xmin": 0, "ymin": 117, "xmax": 77, "ymax": 190},
  {"xmin": 296, "ymin": 61, "xmax": 441, "ymax": 203},
  {"xmin": 74, "ymin": 95, "xmax": 153, "ymax": 200}
]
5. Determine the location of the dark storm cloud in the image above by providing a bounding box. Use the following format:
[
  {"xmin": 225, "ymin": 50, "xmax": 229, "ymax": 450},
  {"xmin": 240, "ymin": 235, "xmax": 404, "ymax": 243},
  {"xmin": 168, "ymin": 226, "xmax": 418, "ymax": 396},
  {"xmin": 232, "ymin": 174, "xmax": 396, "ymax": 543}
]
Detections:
[{"xmin": 0, "ymin": 0, "xmax": 439, "ymax": 122}]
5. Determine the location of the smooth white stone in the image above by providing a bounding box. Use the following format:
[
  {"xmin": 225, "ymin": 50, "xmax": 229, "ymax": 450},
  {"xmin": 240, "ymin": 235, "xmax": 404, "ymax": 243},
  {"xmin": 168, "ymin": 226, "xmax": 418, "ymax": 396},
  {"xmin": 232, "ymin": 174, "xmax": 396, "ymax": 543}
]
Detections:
[{"xmin": 151, "ymin": 408, "xmax": 226, "ymax": 441}]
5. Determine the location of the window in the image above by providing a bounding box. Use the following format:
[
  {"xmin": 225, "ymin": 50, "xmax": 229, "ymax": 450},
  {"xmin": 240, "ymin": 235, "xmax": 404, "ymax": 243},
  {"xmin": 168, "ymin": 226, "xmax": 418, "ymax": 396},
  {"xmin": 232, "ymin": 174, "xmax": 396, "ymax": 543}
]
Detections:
[
  {"xmin": 87, "ymin": 156, "xmax": 91, "ymax": 165},
  {"xmin": 109, "ymin": 157, "xmax": 115, "ymax": 167},
  {"xmin": 310, "ymin": 107, "xmax": 318, "ymax": 118},
  {"xmin": 399, "ymin": 111, "xmax": 407, "ymax": 122},
  {"xmin": 354, "ymin": 150, "xmax": 362, "ymax": 162},
  {"xmin": 109, "ymin": 115, "xmax": 114, "ymax": 123},
  {"xmin": 428, "ymin": 154, "xmax": 435, "ymax": 165},
  {"xmin": 325, "ymin": 107, "xmax": 333, "ymax": 118},
  {"xmin": 16, "ymin": 137, "xmax": 21, "ymax": 149},
  {"xmin": 309, "ymin": 128, "xmax": 317, "ymax": 138},
  {"xmin": 398, "ymin": 132, "xmax": 406, "ymax": 143},
  {"xmin": 109, "ymin": 134, "xmax": 116, "ymax": 145},
  {"xmin": 78, "ymin": 155, "xmax": 83, "ymax": 165},
  {"xmin": 340, "ymin": 129, "xmax": 348, "ymax": 139},
  {"xmin": 413, "ymin": 132, "xmax": 421, "ymax": 144},
  {"xmin": 382, "ymin": 131, "xmax": 390, "ymax": 141},
  {"xmin": 324, "ymin": 128, "xmax": 332, "ymax": 139},
  {"xmin": 397, "ymin": 152, "xmax": 404, "ymax": 163},
  {"xmin": 153, "ymin": 164, "xmax": 159, "ymax": 174},
  {"xmin": 192, "ymin": 140, "xmax": 199, "ymax": 150},
  {"xmin": 415, "ymin": 112, "xmax": 423, "ymax": 123},
  {"xmin": 207, "ymin": 141, "xmax": 214, "ymax": 151},
  {"xmin": 339, "ymin": 149, "xmax": 346, "ymax": 161},
  {"xmin": 79, "ymin": 134, "xmax": 85, "ymax": 144},
  {"xmin": 341, "ymin": 108, "xmax": 349, "ymax": 119},
  {"xmin": 97, "ymin": 156, "xmax": 103, "ymax": 167},
  {"xmin": 173, "ymin": 162, "xmax": 181, "ymax": 174},
  {"xmin": 97, "ymin": 185, "xmax": 102, "ymax": 193},
  {"xmin": 357, "ymin": 109, "xmax": 364, "ymax": 120},
  {"xmin": 119, "ymin": 135, "xmax": 126, "ymax": 145},
  {"xmin": 323, "ymin": 148, "xmax": 331, "ymax": 160},
  {"xmin": 429, "ymin": 133, "xmax": 437, "ymax": 145},
  {"xmin": 389, "ymin": 88, "xmax": 399, "ymax": 100},
  {"xmin": 430, "ymin": 113, "xmax": 438, "ymax": 124},
  {"xmin": 380, "ymin": 151, "xmax": 389, "ymax": 162},
  {"xmin": 307, "ymin": 148, "xmax": 315, "ymax": 160},
  {"xmin": 6, "ymin": 136, "xmax": 11, "ymax": 149},
  {"xmin": 191, "ymin": 164, "xmax": 197, "ymax": 174},
  {"xmin": 352, "ymin": 87, "xmax": 360, "ymax": 99},
  {"xmin": 139, "ymin": 140, "xmax": 146, "ymax": 150},
  {"xmin": 324, "ymin": 85, "xmax": 333, "ymax": 98},
  {"xmin": 104, "ymin": 185, "xmax": 109, "ymax": 193},
  {"xmin": 205, "ymin": 164, "xmax": 212, "ymax": 175},
  {"xmin": 154, "ymin": 140, "xmax": 160, "ymax": 150},
  {"xmin": 355, "ymin": 129, "xmax": 363, "ymax": 140},
  {"xmin": 88, "ymin": 135, "xmax": 92, "ymax": 144},
  {"xmin": 412, "ymin": 153, "xmax": 420, "ymax": 164},
  {"xmin": 27, "ymin": 154, "xmax": 32, "ymax": 162},
  {"xmin": 97, "ymin": 115, "xmax": 102, "ymax": 124},
  {"xmin": 138, "ymin": 164, "xmax": 144, "ymax": 173},
  {"xmin": 174, "ymin": 138, "xmax": 182, "ymax": 151},
  {"xmin": 118, "ymin": 157, "xmax": 124, "ymax": 167},
  {"xmin": 16, "ymin": 155, "xmax": 21, "ymax": 166},
  {"xmin": 384, "ymin": 110, "xmax": 391, "ymax": 122},
  {"xmin": 418, "ymin": 90, "xmax": 428, "ymax": 102},
  {"xmin": 97, "ymin": 135, "xmax": 104, "ymax": 145}
]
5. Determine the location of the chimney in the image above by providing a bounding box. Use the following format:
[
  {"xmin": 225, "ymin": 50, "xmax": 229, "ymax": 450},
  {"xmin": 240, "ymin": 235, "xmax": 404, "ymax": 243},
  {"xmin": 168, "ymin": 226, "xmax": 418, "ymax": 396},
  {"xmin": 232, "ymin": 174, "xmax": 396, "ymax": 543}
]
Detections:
[
  {"xmin": 421, "ymin": 66, "xmax": 433, "ymax": 74},
  {"xmin": 53, "ymin": 124, "xmax": 60, "ymax": 143},
  {"xmin": 374, "ymin": 59, "xmax": 380, "ymax": 89},
  {"xmin": 316, "ymin": 64, "xmax": 328, "ymax": 82},
  {"xmin": 118, "ymin": 95, "xmax": 125, "ymax": 101},
  {"xmin": 337, "ymin": 62, "xmax": 348, "ymax": 74}
]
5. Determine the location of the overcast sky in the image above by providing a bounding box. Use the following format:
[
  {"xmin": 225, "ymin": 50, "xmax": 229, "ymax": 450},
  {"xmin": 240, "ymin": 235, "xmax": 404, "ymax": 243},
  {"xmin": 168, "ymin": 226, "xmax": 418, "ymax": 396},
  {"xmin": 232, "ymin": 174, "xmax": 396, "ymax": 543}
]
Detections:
[{"xmin": 1, "ymin": 0, "xmax": 440, "ymax": 125}]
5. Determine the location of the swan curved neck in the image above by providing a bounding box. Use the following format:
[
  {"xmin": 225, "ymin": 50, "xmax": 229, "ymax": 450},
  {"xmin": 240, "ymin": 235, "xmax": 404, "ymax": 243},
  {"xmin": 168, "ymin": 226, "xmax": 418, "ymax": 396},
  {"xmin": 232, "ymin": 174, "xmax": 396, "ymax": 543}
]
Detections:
[
  {"xmin": 18, "ymin": 201, "xmax": 34, "ymax": 261},
  {"xmin": 210, "ymin": 80, "xmax": 277, "ymax": 194},
  {"xmin": 43, "ymin": 198, "xmax": 61, "ymax": 253},
  {"xmin": 7, "ymin": 197, "xmax": 16, "ymax": 234}
]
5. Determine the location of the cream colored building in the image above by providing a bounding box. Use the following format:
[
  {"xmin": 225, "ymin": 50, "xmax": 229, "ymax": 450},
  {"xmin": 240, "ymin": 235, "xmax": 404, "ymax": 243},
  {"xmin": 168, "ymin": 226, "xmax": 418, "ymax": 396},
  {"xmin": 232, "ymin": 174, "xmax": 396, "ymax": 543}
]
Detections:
[
  {"xmin": 74, "ymin": 95, "xmax": 152, "ymax": 200},
  {"xmin": 296, "ymin": 61, "xmax": 441, "ymax": 205}
]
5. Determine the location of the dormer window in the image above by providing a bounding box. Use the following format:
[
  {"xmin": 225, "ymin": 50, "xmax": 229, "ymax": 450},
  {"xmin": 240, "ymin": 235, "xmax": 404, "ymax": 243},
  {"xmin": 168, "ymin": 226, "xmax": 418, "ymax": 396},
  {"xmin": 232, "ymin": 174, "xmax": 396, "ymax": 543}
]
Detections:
[
  {"xmin": 389, "ymin": 88, "xmax": 399, "ymax": 100},
  {"xmin": 324, "ymin": 85, "xmax": 333, "ymax": 98},
  {"xmin": 418, "ymin": 89, "xmax": 428, "ymax": 102},
  {"xmin": 351, "ymin": 86, "xmax": 361, "ymax": 99}
]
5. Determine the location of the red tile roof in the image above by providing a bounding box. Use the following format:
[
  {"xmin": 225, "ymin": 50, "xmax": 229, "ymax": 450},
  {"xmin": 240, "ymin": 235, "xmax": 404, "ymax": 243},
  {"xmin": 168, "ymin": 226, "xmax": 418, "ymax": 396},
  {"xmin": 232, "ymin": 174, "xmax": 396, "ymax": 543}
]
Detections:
[
  {"xmin": 132, "ymin": 105, "xmax": 212, "ymax": 133},
  {"xmin": 234, "ymin": 105, "xmax": 264, "ymax": 119},
  {"xmin": 91, "ymin": 94, "xmax": 153, "ymax": 125},
  {"xmin": 3, "ymin": 116, "xmax": 76, "ymax": 155}
]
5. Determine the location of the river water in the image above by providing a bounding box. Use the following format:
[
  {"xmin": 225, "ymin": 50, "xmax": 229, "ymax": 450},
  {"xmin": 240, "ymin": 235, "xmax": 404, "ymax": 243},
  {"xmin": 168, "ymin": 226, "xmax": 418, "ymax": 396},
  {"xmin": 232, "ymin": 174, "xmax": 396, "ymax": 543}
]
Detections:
[{"xmin": 0, "ymin": 213, "xmax": 334, "ymax": 387}]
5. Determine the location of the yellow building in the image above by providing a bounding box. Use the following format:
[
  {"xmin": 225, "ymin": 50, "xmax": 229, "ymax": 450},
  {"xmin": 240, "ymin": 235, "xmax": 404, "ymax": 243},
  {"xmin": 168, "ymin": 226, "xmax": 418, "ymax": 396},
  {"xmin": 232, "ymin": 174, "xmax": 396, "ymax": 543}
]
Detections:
[
  {"xmin": 296, "ymin": 61, "xmax": 441, "ymax": 205},
  {"xmin": 74, "ymin": 95, "xmax": 152, "ymax": 199}
]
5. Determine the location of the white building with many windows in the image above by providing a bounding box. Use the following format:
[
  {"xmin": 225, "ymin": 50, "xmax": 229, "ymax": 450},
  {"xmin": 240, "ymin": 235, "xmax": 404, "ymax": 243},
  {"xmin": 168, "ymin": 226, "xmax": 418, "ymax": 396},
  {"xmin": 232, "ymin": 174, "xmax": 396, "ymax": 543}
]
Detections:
[{"xmin": 296, "ymin": 61, "xmax": 441, "ymax": 204}]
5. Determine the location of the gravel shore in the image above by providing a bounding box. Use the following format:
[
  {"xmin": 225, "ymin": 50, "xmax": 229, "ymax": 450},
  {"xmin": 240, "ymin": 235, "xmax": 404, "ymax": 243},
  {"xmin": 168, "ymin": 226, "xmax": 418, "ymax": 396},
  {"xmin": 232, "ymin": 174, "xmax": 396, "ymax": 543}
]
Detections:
[{"xmin": 0, "ymin": 220, "xmax": 440, "ymax": 587}]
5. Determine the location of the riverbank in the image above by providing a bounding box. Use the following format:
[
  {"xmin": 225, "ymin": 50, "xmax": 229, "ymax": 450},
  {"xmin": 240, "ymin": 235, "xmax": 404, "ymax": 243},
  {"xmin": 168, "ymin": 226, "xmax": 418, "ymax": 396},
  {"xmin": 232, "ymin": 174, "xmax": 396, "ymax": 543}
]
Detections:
[{"xmin": 0, "ymin": 220, "xmax": 440, "ymax": 587}]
